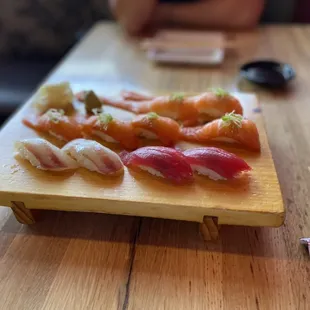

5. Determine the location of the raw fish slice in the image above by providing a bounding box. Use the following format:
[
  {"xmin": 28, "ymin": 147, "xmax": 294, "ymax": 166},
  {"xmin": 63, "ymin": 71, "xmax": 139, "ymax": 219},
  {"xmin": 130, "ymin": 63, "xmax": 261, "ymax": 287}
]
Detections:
[
  {"xmin": 194, "ymin": 89, "xmax": 243, "ymax": 122},
  {"xmin": 22, "ymin": 109, "xmax": 83, "ymax": 142},
  {"xmin": 15, "ymin": 138, "xmax": 78, "ymax": 171},
  {"xmin": 83, "ymin": 113, "xmax": 140, "ymax": 150},
  {"xmin": 62, "ymin": 139, "xmax": 124, "ymax": 176},
  {"xmin": 181, "ymin": 112, "xmax": 260, "ymax": 151},
  {"xmin": 76, "ymin": 91, "xmax": 199, "ymax": 126},
  {"xmin": 183, "ymin": 147, "xmax": 251, "ymax": 180},
  {"xmin": 132, "ymin": 112, "xmax": 180, "ymax": 146},
  {"xmin": 121, "ymin": 90, "xmax": 154, "ymax": 101},
  {"xmin": 120, "ymin": 146, "xmax": 194, "ymax": 184}
]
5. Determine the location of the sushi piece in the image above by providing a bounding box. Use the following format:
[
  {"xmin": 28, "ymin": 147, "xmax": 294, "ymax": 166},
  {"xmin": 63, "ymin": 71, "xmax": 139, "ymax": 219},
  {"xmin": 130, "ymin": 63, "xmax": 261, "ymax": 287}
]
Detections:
[
  {"xmin": 88, "ymin": 89, "xmax": 242, "ymax": 125},
  {"xmin": 77, "ymin": 91, "xmax": 200, "ymax": 127},
  {"xmin": 31, "ymin": 82, "xmax": 74, "ymax": 114},
  {"xmin": 120, "ymin": 90, "xmax": 154, "ymax": 101},
  {"xmin": 194, "ymin": 88, "xmax": 243, "ymax": 122},
  {"xmin": 62, "ymin": 139, "xmax": 124, "ymax": 176},
  {"xmin": 120, "ymin": 146, "xmax": 194, "ymax": 184},
  {"xmin": 132, "ymin": 112, "xmax": 180, "ymax": 146},
  {"xmin": 183, "ymin": 147, "xmax": 251, "ymax": 180},
  {"xmin": 15, "ymin": 138, "xmax": 78, "ymax": 171},
  {"xmin": 83, "ymin": 112, "xmax": 140, "ymax": 150},
  {"xmin": 22, "ymin": 109, "xmax": 83, "ymax": 142},
  {"xmin": 181, "ymin": 112, "xmax": 260, "ymax": 151}
]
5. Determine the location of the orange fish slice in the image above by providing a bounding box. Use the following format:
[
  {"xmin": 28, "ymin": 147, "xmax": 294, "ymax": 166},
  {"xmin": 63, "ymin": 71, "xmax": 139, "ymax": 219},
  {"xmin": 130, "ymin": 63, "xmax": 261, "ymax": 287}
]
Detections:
[
  {"xmin": 83, "ymin": 113, "xmax": 140, "ymax": 150},
  {"xmin": 181, "ymin": 112, "xmax": 260, "ymax": 151},
  {"xmin": 22, "ymin": 109, "xmax": 83, "ymax": 142},
  {"xmin": 132, "ymin": 112, "xmax": 180, "ymax": 146}
]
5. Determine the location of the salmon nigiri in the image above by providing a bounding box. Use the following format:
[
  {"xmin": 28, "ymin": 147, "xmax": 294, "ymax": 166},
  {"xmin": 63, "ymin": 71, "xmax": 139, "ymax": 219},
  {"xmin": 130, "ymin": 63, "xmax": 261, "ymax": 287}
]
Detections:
[
  {"xmin": 83, "ymin": 112, "xmax": 140, "ymax": 150},
  {"xmin": 76, "ymin": 91, "xmax": 199, "ymax": 126},
  {"xmin": 132, "ymin": 112, "xmax": 180, "ymax": 146},
  {"xmin": 181, "ymin": 112, "xmax": 260, "ymax": 151},
  {"xmin": 62, "ymin": 139, "xmax": 124, "ymax": 176},
  {"xmin": 120, "ymin": 146, "xmax": 194, "ymax": 184},
  {"xmin": 22, "ymin": 109, "xmax": 83, "ymax": 142},
  {"xmin": 183, "ymin": 147, "xmax": 251, "ymax": 180},
  {"xmin": 15, "ymin": 138, "xmax": 78, "ymax": 171},
  {"xmin": 120, "ymin": 89, "xmax": 243, "ymax": 120},
  {"xmin": 193, "ymin": 88, "xmax": 243, "ymax": 122},
  {"xmin": 114, "ymin": 89, "xmax": 242, "ymax": 124}
]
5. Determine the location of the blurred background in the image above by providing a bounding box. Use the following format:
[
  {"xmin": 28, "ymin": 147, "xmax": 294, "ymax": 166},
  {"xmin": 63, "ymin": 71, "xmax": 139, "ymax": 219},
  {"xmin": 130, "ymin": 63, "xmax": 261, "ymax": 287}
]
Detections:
[{"xmin": 0, "ymin": 0, "xmax": 308, "ymax": 126}]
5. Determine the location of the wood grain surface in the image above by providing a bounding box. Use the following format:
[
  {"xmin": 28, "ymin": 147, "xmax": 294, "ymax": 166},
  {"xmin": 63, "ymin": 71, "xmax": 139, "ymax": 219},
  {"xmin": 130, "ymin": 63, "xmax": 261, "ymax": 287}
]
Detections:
[
  {"xmin": 0, "ymin": 91, "xmax": 283, "ymax": 227},
  {"xmin": 0, "ymin": 22, "xmax": 309, "ymax": 310}
]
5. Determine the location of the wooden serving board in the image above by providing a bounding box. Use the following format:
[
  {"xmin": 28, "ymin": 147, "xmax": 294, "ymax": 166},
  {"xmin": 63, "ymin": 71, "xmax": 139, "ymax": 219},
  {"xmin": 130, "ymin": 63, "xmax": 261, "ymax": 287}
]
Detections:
[{"xmin": 0, "ymin": 91, "xmax": 284, "ymax": 230}]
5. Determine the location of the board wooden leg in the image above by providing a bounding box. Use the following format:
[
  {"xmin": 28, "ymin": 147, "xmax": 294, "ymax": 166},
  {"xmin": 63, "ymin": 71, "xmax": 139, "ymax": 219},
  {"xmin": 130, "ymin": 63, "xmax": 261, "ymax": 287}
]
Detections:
[
  {"xmin": 200, "ymin": 216, "xmax": 220, "ymax": 241},
  {"xmin": 11, "ymin": 201, "xmax": 35, "ymax": 224}
]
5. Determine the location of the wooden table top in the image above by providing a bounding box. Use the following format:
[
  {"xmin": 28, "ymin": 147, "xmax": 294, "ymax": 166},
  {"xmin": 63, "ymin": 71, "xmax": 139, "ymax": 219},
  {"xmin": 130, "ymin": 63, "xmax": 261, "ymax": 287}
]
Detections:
[{"xmin": 1, "ymin": 22, "xmax": 309, "ymax": 310}]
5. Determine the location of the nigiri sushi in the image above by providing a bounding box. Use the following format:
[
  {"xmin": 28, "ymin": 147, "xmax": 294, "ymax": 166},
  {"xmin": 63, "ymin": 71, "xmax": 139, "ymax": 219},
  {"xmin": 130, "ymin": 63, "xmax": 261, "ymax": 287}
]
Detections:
[
  {"xmin": 181, "ymin": 112, "xmax": 260, "ymax": 151},
  {"xmin": 15, "ymin": 138, "xmax": 78, "ymax": 171},
  {"xmin": 22, "ymin": 109, "xmax": 83, "ymax": 142},
  {"xmin": 83, "ymin": 112, "xmax": 140, "ymax": 150},
  {"xmin": 132, "ymin": 112, "xmax": 180, "ymax": 146},
  {"xmin": 194, "ymin": 88, "xmax": 243, "ymax": 122},
  {"xmin": 76, "ymin": 91, "xmax": 200, "ymax": 127},
  {"xmin": 80, "ymin": 89, "xmax": 242, "ymax": 126},
  {"xmin": 120, "ymin": 146, "xmax": 194, "ymax": 184},
  {"xmin": 62, "ymin": 139, "xmax": 124, "ymax": 176},
  {"xmin": 183, "ymin": 147, "xmax": 251, "ymax": 180}
]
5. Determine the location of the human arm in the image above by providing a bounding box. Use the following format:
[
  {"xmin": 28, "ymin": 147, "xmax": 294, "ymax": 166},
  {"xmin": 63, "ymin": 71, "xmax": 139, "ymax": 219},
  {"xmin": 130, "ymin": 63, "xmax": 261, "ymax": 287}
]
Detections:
[
  {"xmin": 154, "ymin": 0, "xmax": 264, "ymax": 29},
  {"xmin": 109, "ymin": 0, "xmax": 158, "ymax": 35}
]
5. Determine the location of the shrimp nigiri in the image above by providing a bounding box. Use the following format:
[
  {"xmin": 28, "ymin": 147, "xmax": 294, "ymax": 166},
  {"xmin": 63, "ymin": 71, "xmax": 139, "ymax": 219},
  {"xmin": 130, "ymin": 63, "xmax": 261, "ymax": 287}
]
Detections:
[
  {"xmin": 120, "ymin": 146, "xmax": 194, "ymax": 184},
  {"xmin": 83, "ymin": 112, "xmax": 140, "ymax": 150},
  {"xmin": 22, "ymin": 109, "xmax": 83, "ymax": 142},
  {"xmin": 183, "ymin": 147, "xmax": 251, "ymax": 180},
  {"xmin": 62, "ymin": 139, "xmax": 124, "ymax": 176},
  {"xmin": 132, "ymin": 112, "xmax": 180, "ymax": 146},
  {"xmin": 181, "ymin": 112, "xmax": 260, "ymax": 151},
  {"xmin": 15, "ymin": 138, "xmax": 78, "ymax": 171}
]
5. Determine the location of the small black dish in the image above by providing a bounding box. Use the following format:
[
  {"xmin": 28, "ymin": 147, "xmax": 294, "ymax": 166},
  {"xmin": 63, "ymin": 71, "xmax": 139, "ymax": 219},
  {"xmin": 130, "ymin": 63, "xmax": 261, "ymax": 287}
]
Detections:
[{"xmin": 240, "ymin": 60, "xmax": 295, "ymax": 89}]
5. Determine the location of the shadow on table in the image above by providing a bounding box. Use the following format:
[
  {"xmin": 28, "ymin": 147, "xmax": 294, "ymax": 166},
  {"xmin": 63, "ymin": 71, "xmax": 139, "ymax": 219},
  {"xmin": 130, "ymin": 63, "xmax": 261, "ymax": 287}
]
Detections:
[{"xmin": 1, "ymin": 208, "xmax": 292, "ymax": 259}]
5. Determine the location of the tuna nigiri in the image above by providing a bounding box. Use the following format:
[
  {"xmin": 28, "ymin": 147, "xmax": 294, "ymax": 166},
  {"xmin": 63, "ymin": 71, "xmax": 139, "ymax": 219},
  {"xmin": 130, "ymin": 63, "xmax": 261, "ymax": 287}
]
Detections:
[
  {"xmin": 15, "ymin": 138, "xmax": 78, "ymax": 171},
  {"xmin": 22, "ymin": 109, "xmax": 83, "ymax": 142},
  {"xmin": 132, "ymin": 112, "xmax": 180, "ymax": 146},
  {"xmin": 120, "ymin": 146, "xmax": 194, "ymax": 184},
  {"xmin": 62, "ymin": 139, "xmax": 124, "ymax": 176},
  {"xmin": 183, "ymin": 147, "xmax": 251, "ymax": 180},
  {"xmin": 181, "ymin": 112, "xmax": 260, "ymax": 151},
  {"xmin": 83, "ymin": 112, "xmax": 140, "ymax": 150}
]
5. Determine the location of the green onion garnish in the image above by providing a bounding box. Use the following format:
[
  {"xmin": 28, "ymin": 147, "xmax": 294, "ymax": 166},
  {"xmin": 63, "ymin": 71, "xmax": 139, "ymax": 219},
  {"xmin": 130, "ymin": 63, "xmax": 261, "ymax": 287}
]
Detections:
[{"xmin": 221, "ymin": 111, "xmax": 243, "ymax": 128}]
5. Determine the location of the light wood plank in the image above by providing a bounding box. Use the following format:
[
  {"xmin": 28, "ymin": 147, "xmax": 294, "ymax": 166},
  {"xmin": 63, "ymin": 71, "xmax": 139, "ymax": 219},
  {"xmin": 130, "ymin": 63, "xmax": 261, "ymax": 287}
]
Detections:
[{"xmin": 0, "ymin": 211, "xmax": 138, "ymax": 310}]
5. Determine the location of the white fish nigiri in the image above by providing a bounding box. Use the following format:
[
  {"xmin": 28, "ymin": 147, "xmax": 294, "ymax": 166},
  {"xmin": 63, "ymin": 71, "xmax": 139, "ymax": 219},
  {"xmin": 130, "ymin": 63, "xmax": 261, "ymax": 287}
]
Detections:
[
  {"xmin": 15, "ymin": 138, "xmax": 78, "ymax": 171},
  {"xmin": 62, "ymin": 139, "xmax": 124, "ymax": 176}
]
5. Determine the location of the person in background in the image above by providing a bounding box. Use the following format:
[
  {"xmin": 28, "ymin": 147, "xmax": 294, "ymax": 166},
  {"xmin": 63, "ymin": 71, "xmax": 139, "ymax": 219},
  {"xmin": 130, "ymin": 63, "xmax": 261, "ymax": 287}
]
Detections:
[{"xmin": 109, "ymin": 0, "xmax": 265, "ymax": 35}]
